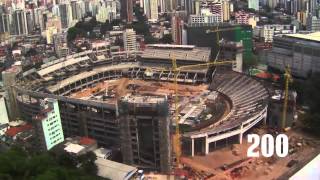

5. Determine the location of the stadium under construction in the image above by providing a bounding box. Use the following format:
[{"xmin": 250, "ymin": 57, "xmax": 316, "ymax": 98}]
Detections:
[{"xmin": 7, "ymin": 44, "xmax": 269, "ymax": 173}]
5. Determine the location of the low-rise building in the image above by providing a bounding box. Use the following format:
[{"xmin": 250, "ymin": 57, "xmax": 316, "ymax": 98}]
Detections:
[{"xmin": 63, "ymin": 136, "xmax": 98, "ymax": 156}]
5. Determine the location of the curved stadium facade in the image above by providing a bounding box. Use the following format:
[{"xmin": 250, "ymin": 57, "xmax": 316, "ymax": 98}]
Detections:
[{"xmin": 13, "ymin": 45, "xmax": 269, "ymax": 172}]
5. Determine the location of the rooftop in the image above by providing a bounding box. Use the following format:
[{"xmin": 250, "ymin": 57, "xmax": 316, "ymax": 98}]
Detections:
[
  {"xmin": 47, "ymin": 63, "xmax": 138, "ymax": 92},
  {"xmin": 95, "ymin": 158, "xmax": 137, "ymax": 180},
  {"xmin": 79, "ymin": 137, "xmax": 96, "ymax": 146},
  {"xmin": 284, "ymin": 32, "xmax": 320, "ymax": 42},
  {"xmin": 64, "ymin": 143, "xmax": 85, "ymax": 154},
  {"xmin": 5, "ymin": 124, "xmax": 32, "ymax": 137}
]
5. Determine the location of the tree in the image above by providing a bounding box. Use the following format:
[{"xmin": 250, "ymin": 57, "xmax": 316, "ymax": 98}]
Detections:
[
  {"xmin": 0, "ymin": 147, "xmax": 100, "ymax": 180},
  {"xmin": 144, "ymin": 35, "xmax": 158, "ymax": 44},
  {"xmin": 299, "ymin": 73, "xmax": 320, "ymax": 136},
  {"xmin": 243, "ymin": 54, "xmax": 259, "ymax": 70},
  {"xmin": 77, "ymin": 152, "xmax": 97, "ymax": 175},
  {"xmin": 67, "ymin": 27, "xmax": 82, "ymax": 42},
  {"xmin": 132, "ymin": 4, "xmax": 152, "ymax": 36},
  {"xmin": 160, "ymin": 34, "xmax": 173, "ymax": 44}
]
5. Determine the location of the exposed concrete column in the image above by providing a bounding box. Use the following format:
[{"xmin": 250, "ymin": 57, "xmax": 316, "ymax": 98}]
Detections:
[
  {"xmin": 263, "ymin": 110, "xmax": 268, "ymax": 125},
  {"xmin": 205, "ymin": 136, "xmax": 209, "ymax": 155},
  {"xmin": 191, "ymin": 138, "xmax": 195, "ymax": 157},
  {"xmin": 239, "ymin": 124, "xmax": 243, "ymax": 144}
]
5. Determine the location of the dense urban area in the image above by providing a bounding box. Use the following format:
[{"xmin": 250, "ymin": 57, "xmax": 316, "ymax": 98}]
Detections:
[{"xmin": 0, "ymin": 0, "xmax": 320, "ymax": 179}]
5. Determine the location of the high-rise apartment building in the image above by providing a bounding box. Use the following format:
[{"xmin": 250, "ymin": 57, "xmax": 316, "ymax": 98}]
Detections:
[
  {"xmin": 185, "ymin": 0, "xmax": 197, "ymax": 15},
  {"xmin": 123, "ymin": 29, "xmax": 137, "ymax": 52},
  {"xmin": 33, "ymin": 98, "xmax": 65, "ymax": 151},
  {"xmin": 200, "ymin": 0, "xmax": 223, "ymax": 22},
  {"xmin": 59, "ymin": 3, "xmax": 72, "ymax": 29},
  {"xmin": 12, "ymin": 9, "xmax": 28, "ymax": 35},
  {"xmin": 53, "ymin": 32, "xmax": 69, "ymax": 58},
  {"xmin": 121, "ymin": 0, "xmax": 133, "ymax": 23},
  {"xmin": 222, "ymin": 0, "xmax": 230, "ymax": 21},
  {"xmin": 267, "ymin": 0, "xmax": 278, "ymax": 9},
  {"xmin": 144, "ymin": 0, "xmax": 159, "ymax": 22},
  {"xmin": 165, "ymin": 0, "xmax": 173, "ymax": 12},
  {"xmin": 0, "ymin": 13, "xmax": 11, "ymax": 34},
  {"xmin": 307, "ymin": 15, "xmax": 320, "ymax": 32},
  {"xmin": 172, "ymin": 15, "xmax": 184, "ymax": 44},
  {"xmin": 248, "ymin": 0, "xmax": 259, "ymax": 11},
  {"xmin": 235, "ymin": 11, "xmax": 250, "ymax": 24}
]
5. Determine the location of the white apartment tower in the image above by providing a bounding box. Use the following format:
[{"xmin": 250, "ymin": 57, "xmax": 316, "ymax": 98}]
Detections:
[
  {"xmin": 123, "ymin": 29, "xmax": 137, "ymax": 53},
  {"xmin": 144, "ymin": 0, "xmax": 159, "ymax": 22}
]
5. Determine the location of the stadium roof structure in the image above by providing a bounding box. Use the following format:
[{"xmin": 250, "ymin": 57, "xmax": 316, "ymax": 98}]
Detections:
[
  {"xmin": 47, "ymin": 63, "xmax": 138, "ymax": 92},
  {"xmin": 141, "ymin": 45, "xmax": 211, "ymax": 62},
  {"xmin": 38, "ymin": 56, "xmax": 90, "ymax": 77},
  {"xmin": 284, "ymin": 32, "xmax": 320, "ymax": 42}
]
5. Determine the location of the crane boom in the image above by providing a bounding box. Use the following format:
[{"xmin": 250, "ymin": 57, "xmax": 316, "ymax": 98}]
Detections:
[
  {"xmin": 171, "ymin": 58, "xmax": 235, "ymax": 167},
  {"xmin": 282, "ymin": 66, "xmax": 292, "ymax": 129}
]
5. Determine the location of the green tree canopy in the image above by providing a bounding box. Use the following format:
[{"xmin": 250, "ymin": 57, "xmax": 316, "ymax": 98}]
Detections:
[
  {"xmin": 0, "ymin": 147, "xmax": 100, "ymax": 180},
  {"xmin": 300, "ymin": 73, "xmax": 320, "ymax": 135}
]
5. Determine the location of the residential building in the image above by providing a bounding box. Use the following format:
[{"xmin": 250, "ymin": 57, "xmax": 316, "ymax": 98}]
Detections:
[
  {"xmin": 172, "ymin": 15, "xmax": 184, "ymax": 44},
  {"xmin": 222, "ymin": 0, "xmax": 230, "ymax": 22},
  {"xmin": 185, "ymin": 0, "xmax": 197, "ymax": 15},
  {"xmin": 189, "ymin": 14, "xmax": 222, "ymax": 25},
  {"xmin": 59, "ymin": 3, "xmax": 72, "ymax": 29},
  {"xmin": 53, "ymin": 32, "xmax": 69, "ymax": 58},
  {"xmin": 262, "ymin": 26, "xmax": 274, "ymax": 42},
  {"xmin": 46, "ymin": 16, "xmax": 62, "ymax": 44},
  {"xmin": 248, "ymin": 0, "xmax": 259, "ymax": 11},
  {"xmin": 123, "ymin": 29, "xmax": 137, "ymax": 52},
  {"xmin": 0, "ymin": 13, "xmax": 11, "ymax": 34},
  {"xmin": 144, "ymin": 0, "xmax": 159, "ymax": 22},
  {"xmin": 33, "ymin": 98, "xmax": 64, "ymax": 151},
  {"xmin": 120, "ymin": 0, "xmax": 133, "ymax": 23},
  {"xmin": 254, "ymin": 24, "xmax": 295, "ymax": 42},
  {"xmin": 235, "ymin": 11, "xmax": 250, "ymax": 24},
  {"xmin": 12, "ymin": 9, "xmax": 28, "ymax": 35},
  {"xmin": 307, "ymin": 15, "xmax": 320, "ymax": 32},
  {"xmin": 297, "ymin": 11, "xmax": 307, "ymax": 26},
  {"xmin": 0, "ymin": 95, "xmax": 9, "ymax": 125}
]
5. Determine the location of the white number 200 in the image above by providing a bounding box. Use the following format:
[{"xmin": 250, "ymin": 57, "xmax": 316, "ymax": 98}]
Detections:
[{"xmin": 247, "ymin": 134, "xmax": 288, "ymax": 158}]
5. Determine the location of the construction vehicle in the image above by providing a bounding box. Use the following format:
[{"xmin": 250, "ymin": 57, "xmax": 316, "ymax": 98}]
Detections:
[{"xmin": 282, "ymin": 66, "xmax": 292, "ymax": 130}]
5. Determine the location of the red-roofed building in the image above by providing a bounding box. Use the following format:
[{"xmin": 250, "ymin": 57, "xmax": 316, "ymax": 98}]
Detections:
[
  {"xmin": 79, "ymin": 137, "xmax": 96, "ymax": 146},
  {"xmin": 5, "ymin": 124, "xmax": 32, "ymax": 138}
]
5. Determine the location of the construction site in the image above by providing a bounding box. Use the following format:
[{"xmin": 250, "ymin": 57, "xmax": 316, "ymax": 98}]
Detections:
[{"xmin": 4, "ymin": 43, "xmax": 319, "ymax": 179}]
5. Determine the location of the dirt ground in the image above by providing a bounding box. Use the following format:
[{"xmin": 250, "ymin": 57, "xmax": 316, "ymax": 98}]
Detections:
[
  {"xmin": 181, "ymin": 128, "xmax": 320, "ymax": 180},
  {"xmin": 69, "ymin": 78, "xmax": 209, "ymax": 99}
]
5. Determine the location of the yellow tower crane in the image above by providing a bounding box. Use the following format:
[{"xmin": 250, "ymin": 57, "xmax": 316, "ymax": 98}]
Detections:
[
  {"xmin": 206, "ymin": 26, "xmax": 242, "ymax": 63},
  {"xmin": 206, "ymin": 26, "xmax": 242, "ymax": 48},
  {"xmin": 282, "ymin": 66, "xmax": 293, "ymax": 130},
  {"xmin": 170, "ymin": 58, "xmax": 235, "ymax": 166}
]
